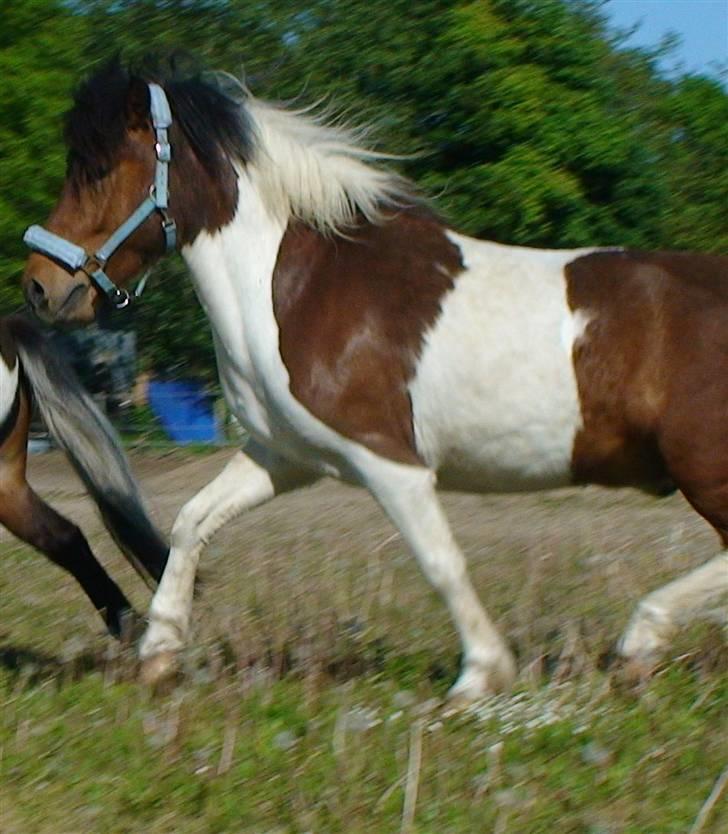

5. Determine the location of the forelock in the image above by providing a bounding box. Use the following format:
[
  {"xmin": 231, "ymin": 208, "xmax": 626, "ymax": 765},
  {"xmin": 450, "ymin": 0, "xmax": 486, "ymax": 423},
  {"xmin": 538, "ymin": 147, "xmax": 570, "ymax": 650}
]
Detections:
[{"xmin": 63, "ymin": 56, "xmax": 256, "ymax": 188}]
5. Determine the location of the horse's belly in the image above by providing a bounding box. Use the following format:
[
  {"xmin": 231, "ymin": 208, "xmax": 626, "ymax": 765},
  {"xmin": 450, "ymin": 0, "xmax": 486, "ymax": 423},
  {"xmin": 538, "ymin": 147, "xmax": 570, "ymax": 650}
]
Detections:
[
  {"xmin": 414, "ymin": 385, "xmax": 579, "ymax": 492},
  {"xmin": 429, "ymin": 431, "xmax": 576, "ymax": 493},
  {"xmin": 409, "ymin": 238, "xmax": 588, "ymax": 493}
]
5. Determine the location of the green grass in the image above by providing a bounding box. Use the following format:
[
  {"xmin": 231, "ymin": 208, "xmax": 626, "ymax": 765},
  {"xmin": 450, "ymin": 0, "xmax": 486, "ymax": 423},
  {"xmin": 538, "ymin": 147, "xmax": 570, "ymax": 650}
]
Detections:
[{"xmin": 1, "ymin": 615, "xmax": 726, "ymax": 833}]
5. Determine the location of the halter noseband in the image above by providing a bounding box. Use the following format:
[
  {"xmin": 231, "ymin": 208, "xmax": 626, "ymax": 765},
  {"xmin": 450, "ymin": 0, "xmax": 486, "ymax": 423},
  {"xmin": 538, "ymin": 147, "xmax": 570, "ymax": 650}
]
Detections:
[{"xmin": 23, "ymin": 83, "xmax": 176, "ymax": 309}]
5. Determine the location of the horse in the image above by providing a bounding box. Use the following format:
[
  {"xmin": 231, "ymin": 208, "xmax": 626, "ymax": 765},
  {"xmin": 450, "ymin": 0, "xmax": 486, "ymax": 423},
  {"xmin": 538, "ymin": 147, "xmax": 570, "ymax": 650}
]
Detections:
[
  {"xmin": 21, "ymin": 59, "xmax": 728, "ymax": 702},
  {"xmin": 0, "ymin": 313, "xmax": 168, "ymax": 637}
]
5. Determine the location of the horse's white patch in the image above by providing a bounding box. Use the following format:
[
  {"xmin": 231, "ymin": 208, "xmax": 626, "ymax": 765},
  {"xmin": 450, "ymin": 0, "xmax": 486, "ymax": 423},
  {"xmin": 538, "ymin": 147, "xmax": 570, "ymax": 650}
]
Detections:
[
  {"xmin": 560, "ymin": 309, "xmax": 590, "ymax": 354},
  {"xmin": 409, "ymin": 233, "xmax": 596, "ymax": 492},
  {"xmin": 0, "ymin": 353, "xmax": 18, "ymax": 427}
]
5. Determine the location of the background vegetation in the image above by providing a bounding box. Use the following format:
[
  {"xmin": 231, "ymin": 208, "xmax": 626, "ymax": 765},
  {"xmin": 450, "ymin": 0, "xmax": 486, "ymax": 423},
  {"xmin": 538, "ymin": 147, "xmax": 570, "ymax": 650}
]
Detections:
[{"xmin": 1, "ymin": 0, "xmax": 727, "ymax": 376}]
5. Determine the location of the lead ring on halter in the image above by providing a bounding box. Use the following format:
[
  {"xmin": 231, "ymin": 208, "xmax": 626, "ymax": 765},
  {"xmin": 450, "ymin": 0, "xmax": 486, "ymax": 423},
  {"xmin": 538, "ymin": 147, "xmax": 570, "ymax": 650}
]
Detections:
[{"xmin": 23, "ymin": 83, "xmax": 177, "ymax": 309}]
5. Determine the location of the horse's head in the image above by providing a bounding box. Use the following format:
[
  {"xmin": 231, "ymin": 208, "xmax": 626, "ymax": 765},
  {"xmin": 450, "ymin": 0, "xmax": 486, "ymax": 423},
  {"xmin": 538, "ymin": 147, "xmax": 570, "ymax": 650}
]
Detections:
[{"xmin": 22, "ymin": 60, "xmax": 247, "ymax": 324}]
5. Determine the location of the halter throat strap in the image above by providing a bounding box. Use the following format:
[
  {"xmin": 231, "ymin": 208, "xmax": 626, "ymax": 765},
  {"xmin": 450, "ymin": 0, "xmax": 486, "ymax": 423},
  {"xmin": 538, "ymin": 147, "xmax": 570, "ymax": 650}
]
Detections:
[{"xmin": 23, "ymin": 83, "xmax": 176, "ymax": 309}]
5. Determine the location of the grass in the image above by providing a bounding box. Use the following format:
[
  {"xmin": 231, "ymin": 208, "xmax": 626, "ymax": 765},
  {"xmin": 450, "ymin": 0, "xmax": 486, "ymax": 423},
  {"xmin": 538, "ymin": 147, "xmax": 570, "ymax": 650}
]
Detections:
[
  {"xmin": 1, "ymin": 452, "xmax": 727, "ymax": 833},
  {"xmin": 1, "ymin": 640, "xmax": 725, "ymax": 833}
]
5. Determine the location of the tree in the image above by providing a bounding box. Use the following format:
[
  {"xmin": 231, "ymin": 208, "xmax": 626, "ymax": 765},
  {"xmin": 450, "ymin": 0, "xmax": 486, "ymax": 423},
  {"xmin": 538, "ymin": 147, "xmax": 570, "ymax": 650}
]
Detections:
[
  {"xmin": 657, "ymin": 76, "xmax": 728, "ymax": 253},
  {"xmin": 261, "ymin": 0, "xmax": 677, "ymax": 247},
  {"xmin": 0, "ymin": 0, "xmax": 90, "ymax": 310}
]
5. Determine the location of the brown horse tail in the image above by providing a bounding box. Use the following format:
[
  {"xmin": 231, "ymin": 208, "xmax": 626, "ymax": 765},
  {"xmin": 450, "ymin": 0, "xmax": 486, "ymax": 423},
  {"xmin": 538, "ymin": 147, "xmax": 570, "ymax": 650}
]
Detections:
[{"xmin": 6, "ymin": 315, "xmax": 168, "ymax": 587}]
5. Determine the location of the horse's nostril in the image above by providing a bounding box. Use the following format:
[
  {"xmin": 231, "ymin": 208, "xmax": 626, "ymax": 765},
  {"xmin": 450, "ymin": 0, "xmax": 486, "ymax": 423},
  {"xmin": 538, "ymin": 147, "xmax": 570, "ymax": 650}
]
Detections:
[
  {"xmin": 24, "ymin": 278, "xmax": 49, "ymax": 313},
  {"xmin": 28, "ymin": 279, "xmax": 47, "ymax": 304}
]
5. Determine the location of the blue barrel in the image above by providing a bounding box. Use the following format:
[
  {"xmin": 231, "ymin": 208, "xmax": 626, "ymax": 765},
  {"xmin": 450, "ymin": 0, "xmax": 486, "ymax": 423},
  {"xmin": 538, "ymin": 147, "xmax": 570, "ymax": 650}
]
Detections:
[{"xmin": 147, "ymin": 379, "xmax": 220, "ymax": 443}]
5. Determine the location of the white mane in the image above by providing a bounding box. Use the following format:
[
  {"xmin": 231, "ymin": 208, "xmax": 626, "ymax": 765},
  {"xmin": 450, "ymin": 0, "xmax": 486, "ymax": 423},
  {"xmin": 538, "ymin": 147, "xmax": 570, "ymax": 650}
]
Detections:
[{"xmin": 243, "ymin": 97, "xmax": 414, "ymax": 234}]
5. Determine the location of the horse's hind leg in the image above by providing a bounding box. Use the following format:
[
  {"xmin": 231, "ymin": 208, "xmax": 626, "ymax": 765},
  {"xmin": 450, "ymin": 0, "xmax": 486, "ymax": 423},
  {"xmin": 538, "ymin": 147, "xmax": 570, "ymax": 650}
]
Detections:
[
  {"xmin": 360, "ymin": 457, "xmax": 516, "ymax": 701},
  {"xmin": 0, "ymin": 482, "xmax": 134, "ymax": 637},
  {"xmin": 619, "ymin": 425, "xmax": 728, "ymax": 670},
  {"xmin": 618, "ymin": 552, "xmax": 728, "ymax": 667},
  {"xmin": 0, "ymin": 388, "xmax": 133, "ymax": 637}
]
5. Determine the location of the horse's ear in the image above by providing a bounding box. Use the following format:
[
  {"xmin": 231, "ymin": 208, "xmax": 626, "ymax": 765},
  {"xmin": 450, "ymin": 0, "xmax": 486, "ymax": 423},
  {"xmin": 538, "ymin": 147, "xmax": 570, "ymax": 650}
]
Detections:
[{"xmin": 125, "ymin": 76, "xmax": 151, "ymax": 130}]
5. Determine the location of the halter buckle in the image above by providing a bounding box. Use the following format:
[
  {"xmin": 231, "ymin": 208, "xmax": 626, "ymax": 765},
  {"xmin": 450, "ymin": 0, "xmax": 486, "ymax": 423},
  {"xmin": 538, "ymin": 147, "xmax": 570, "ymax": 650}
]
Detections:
[
  {"xmin": 83, "ymin": 253, "xmax": 107, "ymax": 274},
  {"xmin": 155, "ymin": 141, "xmax": 171, "ymax": 162},
  {"xmin": 160, "ymin": 210, "xmax": 177, "ymax": 251},
  {"xmin": 112, "ymin": 288, "xmax": 132, "ymax": 309}
]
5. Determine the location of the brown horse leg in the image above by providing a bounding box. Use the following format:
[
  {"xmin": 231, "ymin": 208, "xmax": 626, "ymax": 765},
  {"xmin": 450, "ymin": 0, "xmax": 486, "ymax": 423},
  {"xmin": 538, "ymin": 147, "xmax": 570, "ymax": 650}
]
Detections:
[
  {"xmin": 0, "ymin": 387, "xmax": 134, "ymax": 637},
  {"xmin": 0, "ymin": 483, "xmax": 132, "ymax": 637},
  {"xmin": 0, "ymin": 482, "xmax": 136, "ymax": 637}
]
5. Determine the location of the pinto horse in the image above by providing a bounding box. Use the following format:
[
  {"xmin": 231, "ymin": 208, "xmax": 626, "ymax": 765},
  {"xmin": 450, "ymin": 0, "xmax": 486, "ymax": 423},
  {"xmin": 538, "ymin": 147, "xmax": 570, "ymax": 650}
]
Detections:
[
  {"xmin": 22, "ymin": 60, "xmax": 728, "ymax": 701},
  {"xmin": 0, "ymin": 314, "xmax": 168, "ymax": 636}
]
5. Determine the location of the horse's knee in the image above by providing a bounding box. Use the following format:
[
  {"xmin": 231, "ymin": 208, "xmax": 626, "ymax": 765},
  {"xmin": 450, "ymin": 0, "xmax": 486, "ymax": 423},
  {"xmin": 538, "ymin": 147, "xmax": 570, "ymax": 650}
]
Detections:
[{"xmin": 169, "ymin": 501, "xmax": 204, "ymax": 553}]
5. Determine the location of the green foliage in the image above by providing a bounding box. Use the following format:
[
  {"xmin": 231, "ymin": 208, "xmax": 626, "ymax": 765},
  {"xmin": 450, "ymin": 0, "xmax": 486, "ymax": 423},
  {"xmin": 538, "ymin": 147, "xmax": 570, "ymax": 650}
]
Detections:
[
  {"xmin": 0, "ymin": 0, "xmax": 90, "ymax": 309},
  {"xmin": 657, "ymin": 76, "xmax": 728, "ymax": 252},
  {"xmin": 131, "ymin": 257, "xmax": 218, "ymax": 378},
  {"xmin": 2, "ymin": 0, "xmax": 726, "ymax": 377}
]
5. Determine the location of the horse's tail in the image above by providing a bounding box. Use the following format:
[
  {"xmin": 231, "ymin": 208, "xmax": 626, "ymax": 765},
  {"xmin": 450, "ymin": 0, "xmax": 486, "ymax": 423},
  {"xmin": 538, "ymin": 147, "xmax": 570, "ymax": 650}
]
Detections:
[{"xmin": 6, "ymin": 315, "xmax": 168, "ymax": 586}]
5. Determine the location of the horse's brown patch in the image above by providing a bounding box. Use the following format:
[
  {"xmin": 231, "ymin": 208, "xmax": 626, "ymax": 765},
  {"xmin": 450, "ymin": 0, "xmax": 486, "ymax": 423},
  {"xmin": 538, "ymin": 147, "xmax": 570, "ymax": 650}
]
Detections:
[
  {"xmin": 272, "ymin": 211, "xmax": 462, "ymax": 464},
  {"xmin": 168, "ymin": 124, "xmax": 239, "ymax": 244},
  {"xmin": 567, "ymin": 250, "xmax": 728, "ymax": 503},
  {"xmin": 0, "ymin": 318, "xmax": 18, "ymax": 369}
]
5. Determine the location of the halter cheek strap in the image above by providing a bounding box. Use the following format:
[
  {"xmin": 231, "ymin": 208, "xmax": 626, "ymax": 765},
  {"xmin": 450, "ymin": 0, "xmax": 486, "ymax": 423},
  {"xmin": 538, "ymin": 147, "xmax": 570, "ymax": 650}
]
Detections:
[{"xmin": 23, "ymin": 83, "xmax": 176, "ymax": 309}]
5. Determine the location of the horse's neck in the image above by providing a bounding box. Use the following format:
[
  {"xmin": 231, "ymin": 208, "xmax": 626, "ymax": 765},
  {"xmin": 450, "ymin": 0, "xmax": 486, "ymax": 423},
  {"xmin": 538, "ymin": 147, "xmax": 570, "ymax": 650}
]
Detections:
[{"xmin": 181, "ymin": 173, "xmax": 286, "ymax": 360}]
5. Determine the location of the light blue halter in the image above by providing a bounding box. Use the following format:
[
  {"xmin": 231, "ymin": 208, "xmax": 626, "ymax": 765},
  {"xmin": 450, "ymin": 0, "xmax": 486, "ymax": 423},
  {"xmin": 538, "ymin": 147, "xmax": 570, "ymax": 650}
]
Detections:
[{"xmin": 23, "ymin": 83, "xmax": 177, "ymax": 309}]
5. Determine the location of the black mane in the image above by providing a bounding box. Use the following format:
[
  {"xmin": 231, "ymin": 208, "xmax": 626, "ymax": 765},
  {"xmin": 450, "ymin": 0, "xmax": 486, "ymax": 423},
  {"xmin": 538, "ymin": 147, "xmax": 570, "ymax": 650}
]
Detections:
[{"xmin": 64, "ymin": 57, "xmax": 255, "ymax": 185}]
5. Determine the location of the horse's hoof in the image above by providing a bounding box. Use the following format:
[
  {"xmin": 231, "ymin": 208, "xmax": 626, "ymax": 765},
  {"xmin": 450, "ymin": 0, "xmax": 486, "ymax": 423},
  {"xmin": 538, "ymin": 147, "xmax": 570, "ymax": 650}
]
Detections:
[
  {"xmin": 600, "ymin": 638, "xmax": 659, "ymax": 684},
  {"xmin": 445, "ymin": 654, "xmax": 517, "ymax": 709},
  {"xmin": 442, "ymin": 690, "xmax": 479, "ymax": 715},
  {"xmin": 609, "ymin": 654, "xmax": 660, "ymax": 694},
  {"xmin": 139, "ymin": 650, "xmax": 180, "ymax": 689}
]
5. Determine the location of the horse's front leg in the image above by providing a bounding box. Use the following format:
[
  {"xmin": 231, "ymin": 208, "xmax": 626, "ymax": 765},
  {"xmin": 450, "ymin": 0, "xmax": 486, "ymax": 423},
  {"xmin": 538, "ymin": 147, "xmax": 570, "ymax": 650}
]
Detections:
[{"xmin": 139, "ymin": 442, "xmax": 314, "ymax": 685}]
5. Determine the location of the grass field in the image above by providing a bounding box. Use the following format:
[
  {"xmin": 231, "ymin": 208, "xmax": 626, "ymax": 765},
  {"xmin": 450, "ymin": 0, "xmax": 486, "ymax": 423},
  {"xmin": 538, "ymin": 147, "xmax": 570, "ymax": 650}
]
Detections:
[{"xmin": 1, "ymin": 450, "xmax": 726, "ymax": 833}]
